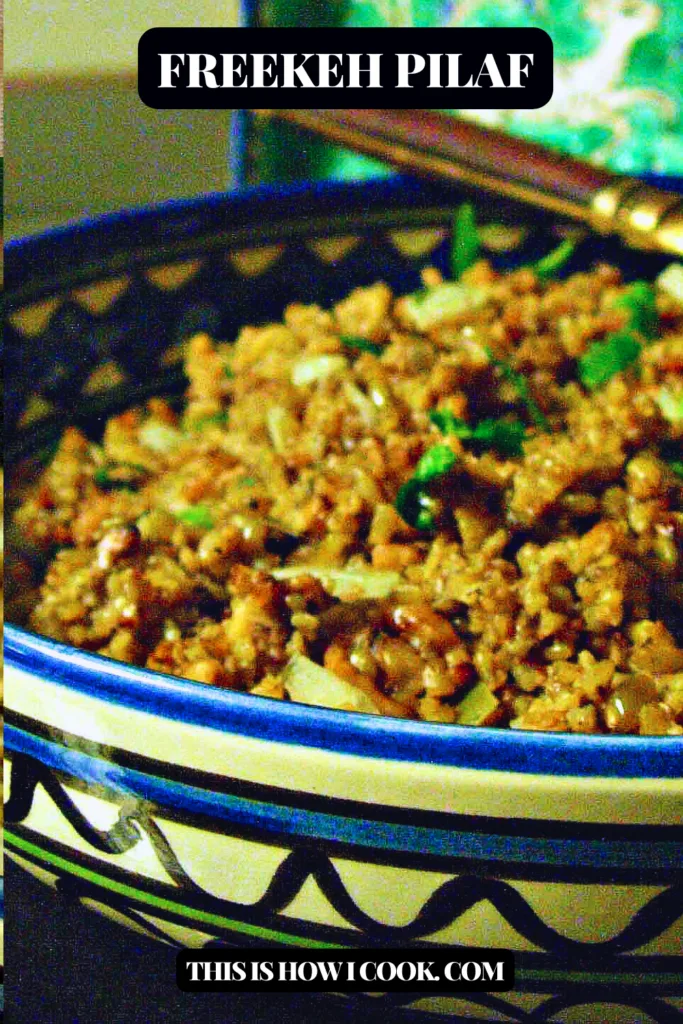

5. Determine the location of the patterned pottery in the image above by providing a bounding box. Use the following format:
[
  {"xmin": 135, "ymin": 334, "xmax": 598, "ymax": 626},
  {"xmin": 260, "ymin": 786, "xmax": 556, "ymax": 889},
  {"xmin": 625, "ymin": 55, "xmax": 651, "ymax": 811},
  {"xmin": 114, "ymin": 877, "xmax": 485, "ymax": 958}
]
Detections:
[{"xmin": 5, "ymin": 179, "xmax": 683, "ymax": 1023}]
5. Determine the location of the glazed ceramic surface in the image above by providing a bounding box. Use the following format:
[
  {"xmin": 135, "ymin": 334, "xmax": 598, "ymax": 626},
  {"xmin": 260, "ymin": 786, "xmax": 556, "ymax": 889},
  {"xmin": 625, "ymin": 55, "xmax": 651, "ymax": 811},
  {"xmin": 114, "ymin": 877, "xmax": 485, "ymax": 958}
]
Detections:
[{"xmin": 5, "ymin": 179, "xmax": 683, "ymax": 1023}]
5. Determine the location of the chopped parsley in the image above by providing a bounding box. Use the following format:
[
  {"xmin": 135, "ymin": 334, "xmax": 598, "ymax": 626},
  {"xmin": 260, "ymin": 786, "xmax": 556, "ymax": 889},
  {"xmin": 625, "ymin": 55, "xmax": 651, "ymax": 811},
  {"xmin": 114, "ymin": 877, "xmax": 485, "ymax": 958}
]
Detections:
[
  {"xmin": 532, "ymin": 237, "xmax": 577, "ymax": 279},
  {"xmin": 412, "ymin": 445, "xmax": 458, "ymax": 483},
  {"xmin": 450, "ymin": 202, "xmax": 480, "ymax": 280},
  {"xmin": 577, "ymin": 281, "xmax": 659, "ymax": 391},
  {"xmin": 614, "ymin": 281, "xmax": 658, "ymax": 338},
  {"xmin": 578, "ymin": 328, "xmax": 641, "ymax": 391},
  {"xmin": 189, "ymin": 411, "xmax": 229, "ymax": 431},
  {"xmin": 395, "ymin": 445, "xmax": 457, "ymax": 531},
  {"xmin": 430, "ymin": 409, "xmax": 526, "ymax": 457},
  {"xmin": 36, "ymin": 441, "xmax": 59, "ymax": 467},
  {"xmin": 175, "ymin": 505, "xmax": 214, "ymax": 530},
  {"xmin": 486, "ymin": 349, "xmax": 549, "ymax": 429},
  {"xmin": 94, "ymin": 462, "xmax": 148, "ymax": 491},
  {"xmin": 340, "ymin": 335, "xmax": 384, "ymax": 357},
  {"xmin": 666, "ymin": 459, "xmax": 683, "ymax": 479},
  {"xmin": 395, "ymin": 479, "xmax": 439, "ymax": 531}
]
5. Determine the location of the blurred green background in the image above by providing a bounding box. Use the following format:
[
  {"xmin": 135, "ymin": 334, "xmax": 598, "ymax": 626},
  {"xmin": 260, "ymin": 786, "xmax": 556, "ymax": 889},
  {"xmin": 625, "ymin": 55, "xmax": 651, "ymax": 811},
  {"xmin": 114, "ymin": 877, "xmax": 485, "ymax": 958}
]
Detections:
[{"xmin": 252, "ymin": 0, "xmax": 682, "ymax": 181}]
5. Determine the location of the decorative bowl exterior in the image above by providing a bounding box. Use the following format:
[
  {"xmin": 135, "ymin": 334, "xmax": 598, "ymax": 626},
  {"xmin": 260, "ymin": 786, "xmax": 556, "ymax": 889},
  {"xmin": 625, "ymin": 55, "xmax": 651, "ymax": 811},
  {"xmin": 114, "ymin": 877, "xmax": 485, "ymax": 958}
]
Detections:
[{"xmin": 5, "ymin": 179, "xmax": 683, "ymax": 1023}]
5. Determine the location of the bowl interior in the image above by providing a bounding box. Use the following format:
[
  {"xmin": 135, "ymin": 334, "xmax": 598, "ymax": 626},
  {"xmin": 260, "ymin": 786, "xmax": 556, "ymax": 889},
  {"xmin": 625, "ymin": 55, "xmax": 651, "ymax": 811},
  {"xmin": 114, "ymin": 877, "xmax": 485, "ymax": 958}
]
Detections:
[{"xmin": 6, "ymin": 175, "xmax": 682, "ymax": 777}]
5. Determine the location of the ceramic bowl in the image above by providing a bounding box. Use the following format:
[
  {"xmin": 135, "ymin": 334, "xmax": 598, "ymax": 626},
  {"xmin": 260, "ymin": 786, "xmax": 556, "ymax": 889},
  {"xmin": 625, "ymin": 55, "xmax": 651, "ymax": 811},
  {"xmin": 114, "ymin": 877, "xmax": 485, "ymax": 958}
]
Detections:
[{"xmin": 5, "ymin": 178, "xmax": 682, "ymax": 1024}]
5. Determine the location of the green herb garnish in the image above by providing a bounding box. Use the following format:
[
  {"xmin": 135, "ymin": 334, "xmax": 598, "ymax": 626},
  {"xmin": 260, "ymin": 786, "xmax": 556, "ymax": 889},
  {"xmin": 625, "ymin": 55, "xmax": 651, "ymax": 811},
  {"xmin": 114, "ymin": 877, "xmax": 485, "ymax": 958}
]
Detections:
[
  {"xmin": 395, "ymin": 479, "xmax": 439, "ymax": 531},
  {"xmin": 486, "ymin": 349, "xmax": 549, "ymax": 429},
  {"xmin": 666, "ymin": 460, "xmax": 683, "ymax": 479},
  {"xmin": 614, "ymin": 281, "xmax": 658, "ymax": 338},
  {"xmin": 430, "ymin": 409, "xmax": 526, "ymax": 458},
  {"xmin": 35, "ymin": 441, "xmax": 59, "ymax": 467},
  {"xmin": 175, "ymin": 505, "xmax": 214, "ymax": 530},
  {"xmin": 532, "ymin": 238, "xmax": 576, "ymax": 279},
  {"xmin": 395, "ymin": 445, "xmax": 457, "ymax": 531},
  {"xmin": 576, "ymin": 281, "xmax": 658, "ymax": 391},
  {"xmin": 94, "ymin": 462, "xmax": 148, "ymax": 491},
  {"xmin": 340, "ymin": 335, "xmax": 384, "ymax": 357},
  {"xmin": 189, "ymin": 411, "xmax": 229, "ymax": 431},
  {"xmin": 407, "ymin": 287, "xmax": 429, "ymax": 305},
  {"xmin": 239, "ymin": 476, "xmax": 258, "ymax": 488},
  {"xmin": 578, "ymin": 328, "xmax": 641, "ymax": 391},
  {"xmin": 451, "ymin": 202, "xmax": 480, "ymax": 280},
  {"xmin": 224, "ymin": 364, "xmax": 234, "ymax": 379},
  {"xmin": 413, "ymin": 445, "xmax": 458, "ymax": 482}
]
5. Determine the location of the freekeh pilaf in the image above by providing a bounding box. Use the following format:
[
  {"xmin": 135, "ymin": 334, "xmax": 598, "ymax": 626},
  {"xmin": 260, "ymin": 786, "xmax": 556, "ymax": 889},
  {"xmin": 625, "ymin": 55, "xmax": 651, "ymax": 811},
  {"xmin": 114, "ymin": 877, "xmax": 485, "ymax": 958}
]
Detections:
[{"xmin": 14, "ymin": 246, "xmax": 683, "ymax": 735}]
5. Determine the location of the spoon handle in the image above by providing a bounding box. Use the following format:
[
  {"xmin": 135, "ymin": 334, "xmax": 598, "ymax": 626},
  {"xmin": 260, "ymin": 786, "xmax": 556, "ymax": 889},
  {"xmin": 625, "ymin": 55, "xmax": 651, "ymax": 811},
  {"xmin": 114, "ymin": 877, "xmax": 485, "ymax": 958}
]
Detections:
[{"xmin": 258, "ymin": 109, "xmax": 683, "ymax": 257}]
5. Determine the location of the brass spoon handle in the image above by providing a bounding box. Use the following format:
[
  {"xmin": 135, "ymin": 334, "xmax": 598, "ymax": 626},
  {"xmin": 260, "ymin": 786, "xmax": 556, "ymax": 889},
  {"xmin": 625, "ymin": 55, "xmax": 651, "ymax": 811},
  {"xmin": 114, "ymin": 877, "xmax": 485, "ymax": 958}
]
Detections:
[{"xmin": 257, "ymin": 109, "xmax": 683, "ymax": 257}]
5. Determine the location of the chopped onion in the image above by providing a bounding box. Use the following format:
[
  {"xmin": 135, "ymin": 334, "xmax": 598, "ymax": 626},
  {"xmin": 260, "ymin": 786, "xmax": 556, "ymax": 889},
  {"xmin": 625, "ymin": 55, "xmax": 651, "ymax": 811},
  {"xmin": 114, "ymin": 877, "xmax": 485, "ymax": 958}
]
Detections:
[
  {"xmin": 291, "ymin": 354, "xmax": 348, "ymax": 387},
  {"xmin": 656, "ymin": 387, "xmax": 683, "ymax": 424},
  {"xmin": 657, "ymin": 263, "xmax": 683, "ymax": 305},
  {"xmin": 403, "ymin": 282, "xmax": 488, "ymax": 331},
  {"xmin": 139, "ymin": 420, "xmax": 184, "ymax": 454},
  {"xmin": 266, "ymin": 406, "xmax": 292, "ymax": 454},
  {"xmin": 455, "ymin": 681, "xmax": 499, "ymax": 726},
  {"xmin": 282, "ymin": 653, "xmax": 382, "ymax": 714},
  {"xmin": 343, "ymin": 380, "xmax": 376, "ymax": 426},
  {"xmin": 272, "ymin": 565, "xmax": 400, "ymax": 599}
]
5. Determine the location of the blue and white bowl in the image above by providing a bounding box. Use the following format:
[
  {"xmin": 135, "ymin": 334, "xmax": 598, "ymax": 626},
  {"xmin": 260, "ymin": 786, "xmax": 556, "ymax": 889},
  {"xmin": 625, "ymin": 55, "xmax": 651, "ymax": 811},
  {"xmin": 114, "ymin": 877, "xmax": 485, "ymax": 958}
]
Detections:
[{"xmin": 5, "ymin": 179, "xmax": 683, "ymax": 1023}]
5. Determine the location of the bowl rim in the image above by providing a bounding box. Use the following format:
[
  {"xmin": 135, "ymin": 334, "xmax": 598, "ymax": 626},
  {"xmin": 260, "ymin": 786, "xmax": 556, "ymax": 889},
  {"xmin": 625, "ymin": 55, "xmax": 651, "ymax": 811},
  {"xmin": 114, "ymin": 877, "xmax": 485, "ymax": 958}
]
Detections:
[
  {"xmin": 6, "ymin": 179, "xmax": 683, "ymax": 781},
  {"xmin": 5, "ymin": 177, "xmax": 468, "ymax": 298},
  {"xmin": 6, "ymin": 619, "xmax": 682, "ymax": 781}
]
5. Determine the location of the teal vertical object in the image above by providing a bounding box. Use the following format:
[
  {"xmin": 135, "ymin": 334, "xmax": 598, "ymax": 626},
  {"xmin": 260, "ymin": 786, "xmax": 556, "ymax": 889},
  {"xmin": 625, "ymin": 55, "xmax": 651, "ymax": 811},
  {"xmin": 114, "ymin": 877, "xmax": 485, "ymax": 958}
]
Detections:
[
  {"xmin": 241, "ymin": 0, "xmax": 358, "ymax": 183},
  {"xmin": 240, "ymin": 0, "xmax": 394, "ymax": 183}
]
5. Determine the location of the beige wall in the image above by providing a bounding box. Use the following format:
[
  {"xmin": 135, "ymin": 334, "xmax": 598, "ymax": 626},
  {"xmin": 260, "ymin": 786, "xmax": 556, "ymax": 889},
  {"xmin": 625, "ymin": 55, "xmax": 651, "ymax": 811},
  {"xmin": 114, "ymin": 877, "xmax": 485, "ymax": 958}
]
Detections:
[
  {"xmin": 6, "ymin": 0, "xmax": 240, "ymax": 75},
  {"xmin": 5, "ymin": 0, "xmax": 240, "ymax": 237}
]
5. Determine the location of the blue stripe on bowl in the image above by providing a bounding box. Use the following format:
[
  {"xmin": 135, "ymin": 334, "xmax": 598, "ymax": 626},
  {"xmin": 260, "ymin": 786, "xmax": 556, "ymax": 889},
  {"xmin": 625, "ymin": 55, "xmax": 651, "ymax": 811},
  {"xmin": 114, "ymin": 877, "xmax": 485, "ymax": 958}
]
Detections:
[
  {"xmin": 6, "ymin": 724, "xmax": 682, "ymax": 870},
  {"xmin": 6, "ymin": 626, "xmax": 683, "ymax": 779},
  {"xmin": 4, "ymin": 177, "xmax": 448, "ymax": 294}
]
